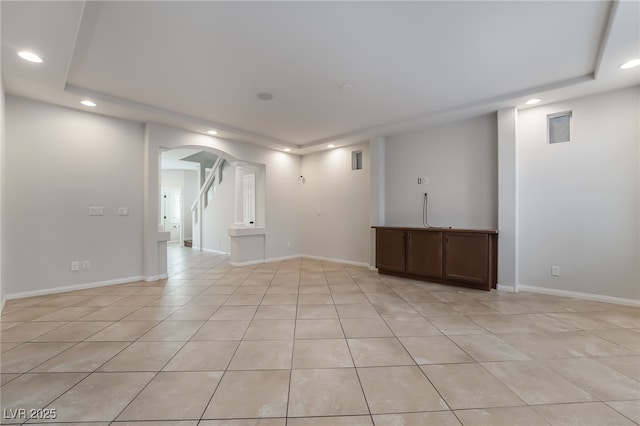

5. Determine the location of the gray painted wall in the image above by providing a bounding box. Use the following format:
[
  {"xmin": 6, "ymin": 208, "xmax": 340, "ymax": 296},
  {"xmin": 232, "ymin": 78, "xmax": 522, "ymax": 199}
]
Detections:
[
  {"xmin": 4, "ymin": 96, "xmax": 145, "ymax": 296},
  {"xmin": 517, "ymin": 87, "xmax": 639, "ymax": 300},
  {"xmin": 385, "ymin": 114, "xmax": 498, "ymax": 230}
]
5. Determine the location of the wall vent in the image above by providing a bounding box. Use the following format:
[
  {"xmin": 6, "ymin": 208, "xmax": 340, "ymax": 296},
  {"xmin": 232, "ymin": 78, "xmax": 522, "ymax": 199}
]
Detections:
[
  {"xmin": 548, "ymin": 111, "xmax": 572, "ymax": 144},
  {"xmin": 352, "ymin": 150, "xmax": 363, "ymax": 170}
]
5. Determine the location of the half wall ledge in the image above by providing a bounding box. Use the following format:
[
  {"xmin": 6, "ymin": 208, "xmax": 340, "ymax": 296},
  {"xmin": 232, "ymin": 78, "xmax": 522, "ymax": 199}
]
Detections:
[
  {"xmin": 228, "ymin": 227, "xmax": 266, "ymax": 266},
  {"xmin": 152, "ymin": 230, "xmax": 171, "ymax": 281}
]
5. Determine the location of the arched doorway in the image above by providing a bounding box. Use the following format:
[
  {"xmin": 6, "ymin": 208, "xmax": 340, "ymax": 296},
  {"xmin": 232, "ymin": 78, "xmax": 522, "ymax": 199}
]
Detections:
[{"xmin": 143, "ymin": 124, "xmax": 267, "ymax": 281}]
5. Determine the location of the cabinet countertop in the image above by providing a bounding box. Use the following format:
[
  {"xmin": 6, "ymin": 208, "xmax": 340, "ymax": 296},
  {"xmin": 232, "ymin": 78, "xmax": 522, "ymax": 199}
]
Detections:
[{"xmin": 372, "ymin": 226, "xmax": 498, "ymax": 235}]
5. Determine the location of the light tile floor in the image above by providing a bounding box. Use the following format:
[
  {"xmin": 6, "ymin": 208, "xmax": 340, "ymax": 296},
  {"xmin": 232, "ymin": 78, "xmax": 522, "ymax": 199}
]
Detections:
[{"xmin": 1, "ymin": 245, "xmax": 639, "ymax": 425}]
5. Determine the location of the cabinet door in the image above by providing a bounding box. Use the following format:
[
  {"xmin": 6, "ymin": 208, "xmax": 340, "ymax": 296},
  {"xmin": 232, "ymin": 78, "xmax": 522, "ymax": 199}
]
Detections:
[
  {"xmin": 376, "ymin": 229, "xmax": 406, "ymax": 272},
  {"xmin": 406, "ymin": 231, "xmax": 443, "ymax": 278},
  {"xmin": 444, "ymin": 232, "xmax": 489, "ymax": 289}
]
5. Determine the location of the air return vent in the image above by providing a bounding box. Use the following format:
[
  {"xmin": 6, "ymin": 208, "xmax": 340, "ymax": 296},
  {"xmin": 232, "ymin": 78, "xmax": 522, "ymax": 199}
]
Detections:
[
  {"xmin": 352, "ymin": 150, "xmax": 363, "ymax": 170},
  {"xmin": 548, "ymin": 111, "xmax": 572, "ymax": 144}
]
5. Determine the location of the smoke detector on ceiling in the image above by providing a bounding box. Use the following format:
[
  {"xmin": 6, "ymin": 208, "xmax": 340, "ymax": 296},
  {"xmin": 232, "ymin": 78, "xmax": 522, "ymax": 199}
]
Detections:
[{"xmin": 257, "ymin": 92, "xmax": 274, "ymax": 101}]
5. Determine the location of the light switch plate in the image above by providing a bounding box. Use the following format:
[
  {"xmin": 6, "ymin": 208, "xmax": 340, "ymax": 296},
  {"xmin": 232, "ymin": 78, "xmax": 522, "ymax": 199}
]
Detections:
[
  {"xmin": 118, "ymin": 207, "xmax": 129, "ymax": 216},
  {"xmin": 89, "ymin": 206, "xmax": 104, "ymax": 216}
]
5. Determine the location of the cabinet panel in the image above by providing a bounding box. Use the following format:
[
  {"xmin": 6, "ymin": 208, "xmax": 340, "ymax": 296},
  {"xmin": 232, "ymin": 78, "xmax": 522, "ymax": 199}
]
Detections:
[
  {"xmin": 376, "ymin": 229, "xmax": 405, "ymax": 272},
  {"xmin": 373, "ymin": 227, "xmax": 497, "ymax": 291},
  {"xmin": 406, "ymin": 231, "xmax": 443, "ymax": 278},
  {"xmin": 444, "ymin": 233, "xmax": 489, "ymax": 288}
]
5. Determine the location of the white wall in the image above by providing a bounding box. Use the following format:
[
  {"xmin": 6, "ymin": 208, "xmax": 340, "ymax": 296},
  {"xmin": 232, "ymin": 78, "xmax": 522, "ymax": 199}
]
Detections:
[
  {"xmin": 145, "ymin": 123, "xmax": 302, "ymax": 272},
  {"xmin": 0, "ymin": 77, "xmax": 5, "ymax": 309},
  {"xmin": 497, "ymin": 108, "xmax": 518, "ymax": 290},
  {"xmin": 301, "ymin": 143, "xmax": 370, "ymax": 265},
  {"xmin": 385, "ymin": 114, "xmax": 498, "ymax": 229},
  {"xmin": 517, "ymin": 87, "xmax": 639, "ymax": 300},
  {"xmin": 5, "ymin": 96, "xmax": 145, "ymax": 297},
  {"xmin": 201, "ymin": 161, "xmax": 235, "ymax": 253},
  {"xmin": 183, "ymin": 170, "xmax": 198, "ymax": 239},
  {"xmin": 160, "ymin": 169, "xmax": 198, "ymax": 241}
]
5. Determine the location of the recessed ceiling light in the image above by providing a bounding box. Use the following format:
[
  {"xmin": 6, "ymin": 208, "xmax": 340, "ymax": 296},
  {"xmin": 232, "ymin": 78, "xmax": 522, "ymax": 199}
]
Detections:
[
  {"xmin": 80, "ymin": 100, "xmax": 96, "ymax": 107},
  {"xmin": 17, "ymin": 51, "xmax": 43, "ymax": 63},
  {"xmin": 327, "ymin": 144, "xmax": 336, "ymax": 148},
  {"xmin": 257, "ymin": 92, "xmax": 274, "ymax": 101},
  {"xmin": 340, "ymin": 83, "xmax": 353, "ymax": 91},
  {"xmin": 620, "ymin": 59, "xmax": 640, "ymax": 70},
  {"xmin": 525, "ymin": 98, "xmax": 541, "ymax": 105},
  {"xmin": 283, "ymin": 148, "xmax": 291, "ymax": 152},
  {"xmin": 207, "ymin": 130, "xmax": 218, "ymax": 135}
]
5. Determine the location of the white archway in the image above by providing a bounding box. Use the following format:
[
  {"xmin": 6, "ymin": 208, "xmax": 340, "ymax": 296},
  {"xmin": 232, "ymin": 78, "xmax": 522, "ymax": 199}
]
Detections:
[{"xmin": 143, "ymin": 123, "xmax": 267, "ymax": 280}]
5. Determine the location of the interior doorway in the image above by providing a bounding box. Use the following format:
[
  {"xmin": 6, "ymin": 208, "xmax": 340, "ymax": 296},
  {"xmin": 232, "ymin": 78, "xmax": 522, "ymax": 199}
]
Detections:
[
  {"xmin": 161, "ymin": 187, "xmax": 182, "ymax": 243},
  {"xmin": 155, "ymin": 146, "xmax": 266, "ymax": 278}
]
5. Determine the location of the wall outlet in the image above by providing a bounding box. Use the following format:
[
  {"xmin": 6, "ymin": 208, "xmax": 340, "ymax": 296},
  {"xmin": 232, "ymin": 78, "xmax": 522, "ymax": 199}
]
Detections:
[
  {"xmin": 118, "ymin": 207, "xmax": 129, "ymax": 216},
  {"xmin": 551, "ymin": 266, "xmax": 560, "ymax": 276},
  {"xmin": 89, "ymin": 206, "xmax": 104, "ymax": 216},
  {"xmin": 71, "ymin": 261, "xmax": 80, "ymax": 272},
  {"xmin": 83, "ymin": 260, "xmax": 90, "ymax": 270},
  {"xmin": 417, "ymin": 177, "xmax": 428, "ymax": 184}
]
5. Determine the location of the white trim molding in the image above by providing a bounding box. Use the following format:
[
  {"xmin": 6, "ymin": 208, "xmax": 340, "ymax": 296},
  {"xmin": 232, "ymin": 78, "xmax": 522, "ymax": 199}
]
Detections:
[
  {"xmin": 497, "ymin": 284, "xmax": 516, "ymax": 293},
  {"xmin": 230, "ymin": 254, "xmax": 300, "ymax": 267},
  {"xmin": 4, "ymin": 276, "xmax": 146, "ymax": 302},
  {"xmin": 302, "ymin": 255, "xmax": 369, "ymax": 268},
  {"xmin": 230, "ymin": 259, "xmax": 268, "ymax": 267},
  {"xmin": 201, "ymin": 248, "xmax": 231, "ymax": 256},
  {"xmin": 519, "ymin": 284, "xmax": 640, "ymax": 307},
  {"xmin": 229, "ymin": 254, "xmax": 369, "ymax": 269},
  {"xmin": 144, "ymin": 274, "xmax": 168, "ymax": 282}
]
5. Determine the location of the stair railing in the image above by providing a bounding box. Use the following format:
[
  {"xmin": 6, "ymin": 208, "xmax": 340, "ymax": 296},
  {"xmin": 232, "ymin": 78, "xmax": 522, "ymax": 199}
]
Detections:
[{"xmin": 190, "ymin": 156, "xmax": 224, "ymax": 250}]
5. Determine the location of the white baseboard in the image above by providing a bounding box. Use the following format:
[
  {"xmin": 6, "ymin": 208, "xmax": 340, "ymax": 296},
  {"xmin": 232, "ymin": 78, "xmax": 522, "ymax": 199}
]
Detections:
[
  {"xmin": 230, "ymin": 254, "xmax": 369, "ymax": 268},
  {"xmin": 230, "ymin": 259, "xmax": 268, "ymax": 267},
  {"xmin": 301, "ymin": 254, "xmax": 369, "ymax": 268},
  {"xmin": 1, "ymin": 296, "xmax": 6, "ymax": 313},
  {"xmin": 144, "ymin": 274, "xmax": 168, "ymax": 282},
  {"xmin": 4, "ymin": 276, "xmax": 146, "ymax": 302},
  {"xmin": 497, "ymin": 284, "xmax": 516, "ymax": 293},
  {"xmin": 268, "ymin": 255, "xmax": 304, "ymax": 263},
  {"xmin": 230, "ymin": 255, "xmax": 301, "ymax": 267},
  {"xmin": 369, "ymin": 266, "xmax": 378, "ymax": 272},
  {"xmin": 189, "ymin": 246, "xmax": 230, "ymax": 256},
  {"xmin": 519, "ymin": 284, "xmax": 640, "ymax": 307},
  {"xmin": 201, "ymin": 248, "xmax": 230, "ymax": 256}
]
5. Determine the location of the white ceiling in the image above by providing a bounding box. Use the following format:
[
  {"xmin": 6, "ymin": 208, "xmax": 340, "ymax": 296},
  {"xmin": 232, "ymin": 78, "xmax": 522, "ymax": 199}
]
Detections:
[
  {"xmin": 161, "ymin": 148, "xmax": 202, "ymax": 171},
  {"xmin": 2, "ymin": 1, "xmax": 639, "ymax": 155}
]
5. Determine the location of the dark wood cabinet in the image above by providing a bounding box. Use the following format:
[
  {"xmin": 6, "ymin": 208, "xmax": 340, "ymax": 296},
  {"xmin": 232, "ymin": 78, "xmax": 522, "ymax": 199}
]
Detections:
[
  {"xmin": 406, "ymin": 231, "xmax": 443, "ymax": 278},
  {"xmin": 375, "ymin": 229, "xmax": 405, "ymax": 273},
  {"xmin": 374, "ymin": 227, "xmax": 498, "ymax": 291},
  {"xmin": 445, "ymin": 232, "xmax": 489, "ymax": 285}
]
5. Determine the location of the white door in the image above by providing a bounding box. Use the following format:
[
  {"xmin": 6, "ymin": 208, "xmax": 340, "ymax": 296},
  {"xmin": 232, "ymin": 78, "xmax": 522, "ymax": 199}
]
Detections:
[
  {"xmin": 243, "ymin": 174, "xmax": 255, "ymax": 226},
  {"xmin": 161, "ymin": 187, "xmax": 182, "ymax": 242}
]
